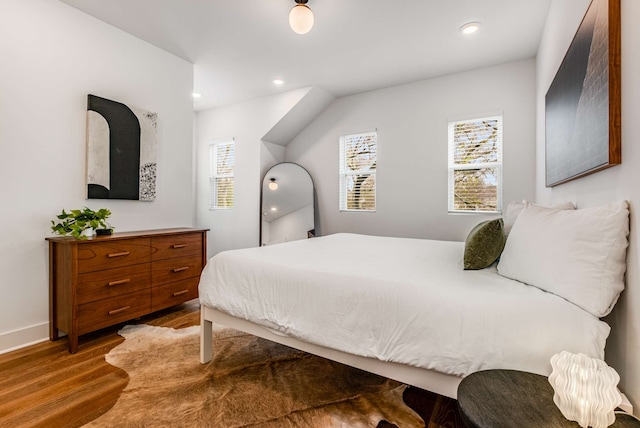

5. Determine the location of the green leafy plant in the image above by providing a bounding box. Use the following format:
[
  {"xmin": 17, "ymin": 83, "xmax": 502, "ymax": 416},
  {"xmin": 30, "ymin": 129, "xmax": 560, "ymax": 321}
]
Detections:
[{"xmin": 50, "ymin": 207, "xmax": 112, "ymax": 239}]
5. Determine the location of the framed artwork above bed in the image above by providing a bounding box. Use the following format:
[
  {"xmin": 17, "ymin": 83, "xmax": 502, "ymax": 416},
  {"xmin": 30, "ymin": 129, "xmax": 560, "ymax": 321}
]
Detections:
[{"xmin": 544, "ymin": 0, "xmax": 621, "ymax": 187}]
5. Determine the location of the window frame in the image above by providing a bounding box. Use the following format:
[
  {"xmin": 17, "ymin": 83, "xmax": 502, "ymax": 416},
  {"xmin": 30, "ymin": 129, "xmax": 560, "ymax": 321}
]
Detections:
[
  {"xmin": 447, "ymin": 115, "xmax": 503, "ymax": 214},
  {"xmin": 339, "ymin": 130, "xmax": 377, "ymax": 212},
  {"xmin": 209, "ymin": 140, "xmax": 235, "ymax": 210}
]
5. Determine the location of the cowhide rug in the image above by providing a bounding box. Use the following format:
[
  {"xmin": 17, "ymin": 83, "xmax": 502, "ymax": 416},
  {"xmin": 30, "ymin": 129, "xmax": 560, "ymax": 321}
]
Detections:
[{"xmin": 84, "ymin": 324, "xmax": 428, "ymax": 427}]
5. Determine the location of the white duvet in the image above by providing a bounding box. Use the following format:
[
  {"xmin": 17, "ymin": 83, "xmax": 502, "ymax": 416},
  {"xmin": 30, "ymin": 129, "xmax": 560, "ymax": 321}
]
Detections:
[{"xmin": 199, "ymin": 233, "xmax": 609, "ymax": 377}]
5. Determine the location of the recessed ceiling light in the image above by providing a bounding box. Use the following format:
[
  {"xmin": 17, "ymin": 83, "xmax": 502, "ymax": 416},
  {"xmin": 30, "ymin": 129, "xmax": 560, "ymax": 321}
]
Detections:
[
  {"xmin": 460, "ymin": 22, "xmax": 481, "ymax": 35},
  {"xmin": 273, "ymin": 79, "xmax": 284, "ymax": 85},
  {"xmin": 271, "ymin": 207, "xmax": 277, "ymax": 211},
  {"xmin": 192, "ymin": 92, "xmax": 202, "ymax": 98}
]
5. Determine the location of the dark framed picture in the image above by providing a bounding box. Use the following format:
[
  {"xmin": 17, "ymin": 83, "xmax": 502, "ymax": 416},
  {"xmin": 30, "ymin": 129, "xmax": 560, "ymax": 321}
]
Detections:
[
  {"xmin": 545, "ymin": 0, "xmax": 620, "ymax": 187},
  {"xmin": 86, "ymin": 94, "xmax": 158, "ymax": 201}
]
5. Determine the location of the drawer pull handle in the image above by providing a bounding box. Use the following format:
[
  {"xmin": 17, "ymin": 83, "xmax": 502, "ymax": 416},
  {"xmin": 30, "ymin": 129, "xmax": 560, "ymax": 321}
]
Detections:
[
  {"xmin": 173, "ymin": 266, "xmax": 190, "ymax": 273},
  {"xmin": 108, "ymin": 251, "xmax": 130, "ymax": 258},
  {"xmin": 172, "ymin": 289, "xmax": 189, "ymax": 297},
  {"xmin": 172, "ymin": 244, "xmax": 187, "ymax": 249},
  {"xmin": 108, "ymin": 306, "xmax": 131, "ymax": 316},
  {"xmin": 108, "ymin": 278, "xmax": 131, "ymax": 287}
]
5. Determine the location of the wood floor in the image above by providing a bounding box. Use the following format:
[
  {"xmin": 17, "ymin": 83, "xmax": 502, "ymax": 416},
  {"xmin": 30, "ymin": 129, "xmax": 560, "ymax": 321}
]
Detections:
[
  {"xmin": 0, "ymin": 300, "xmax": 200, "ymax": 428},
  {"xmin": 0, "ymin": 301, "xmax": 461, "ymax": 428}
]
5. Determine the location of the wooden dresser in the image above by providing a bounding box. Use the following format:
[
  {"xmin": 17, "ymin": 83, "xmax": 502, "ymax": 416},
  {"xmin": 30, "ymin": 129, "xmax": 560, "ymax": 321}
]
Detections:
[{"xmin": 46, "ymin": 228, "xmax": 208, "ymax": 353}]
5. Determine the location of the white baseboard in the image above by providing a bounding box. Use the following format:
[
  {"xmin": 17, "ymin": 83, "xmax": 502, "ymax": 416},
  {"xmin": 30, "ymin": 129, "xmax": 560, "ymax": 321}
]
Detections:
[
  {"xmin": 619, "ymin": 391, "xmax": 634, "ymax": 414},
  {"xmin": 0, "ymin": 322, "xmax": 49, "ymax": 355}
]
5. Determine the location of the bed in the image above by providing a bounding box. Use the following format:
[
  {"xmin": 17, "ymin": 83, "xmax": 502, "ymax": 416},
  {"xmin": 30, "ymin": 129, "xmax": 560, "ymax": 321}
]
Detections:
[{"xmin": 198, "ymin": 197, "xmax": 629, "ymax": 399}]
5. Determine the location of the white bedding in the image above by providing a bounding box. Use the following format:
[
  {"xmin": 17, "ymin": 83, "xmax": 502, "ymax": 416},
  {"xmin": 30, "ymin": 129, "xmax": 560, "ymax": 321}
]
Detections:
[{"xmin": 198, "ymin": 233, "xmax": 609, "ymax": 377}]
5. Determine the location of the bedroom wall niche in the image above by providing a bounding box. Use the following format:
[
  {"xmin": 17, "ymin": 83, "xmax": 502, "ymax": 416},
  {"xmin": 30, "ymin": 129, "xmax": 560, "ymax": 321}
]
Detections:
[{"xmin": 261, "ymin": 162, "xmax": 315, "ymax": 246}]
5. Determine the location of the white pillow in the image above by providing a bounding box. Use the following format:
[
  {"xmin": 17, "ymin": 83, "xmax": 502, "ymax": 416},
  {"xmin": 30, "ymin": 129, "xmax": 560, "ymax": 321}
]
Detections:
[
  {"xmin": 503, "ymin": 200, "xmax": 575, "ymax": 236},
  {"xmin": 497, "ymin": 201, "xmax": 629, "ymax": 317}
]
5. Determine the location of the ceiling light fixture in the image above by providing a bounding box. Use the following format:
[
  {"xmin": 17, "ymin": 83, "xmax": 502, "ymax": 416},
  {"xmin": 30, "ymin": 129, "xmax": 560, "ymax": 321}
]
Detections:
[
  {"xmin": 268, "ymin": 178, "xmax": 278, "ymax": 190},
  {"xmin": 460, "ymin": 22, "xmax": 481, "ymax": 35},
  {"xmin": 289, "ymin": 0, "xmax": 314, "ymax": 35},
  {"xmin": 273, "ymin": 79, "xmax": 284, "ymax": 85},
  {"xmin": 192, "ymin": 92, "xmax": 202, "ymax": 98}
]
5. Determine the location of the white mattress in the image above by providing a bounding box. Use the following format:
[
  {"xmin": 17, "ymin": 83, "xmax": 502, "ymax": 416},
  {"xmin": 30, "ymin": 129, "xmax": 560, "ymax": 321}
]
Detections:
[{"xmin": 198, "ymin": 233, "xmax": 609, "ymax": 377}]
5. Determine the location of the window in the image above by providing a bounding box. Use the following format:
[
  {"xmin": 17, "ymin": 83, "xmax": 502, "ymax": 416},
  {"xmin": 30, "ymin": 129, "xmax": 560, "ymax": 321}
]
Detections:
[
  {"xmin": 448, "ymin": 116, "xmax": 502, "ymax": 213},
  {"xmin": 209, "ymin": 140, "xmax": 234, "ymax": 209},
  {"xmin": 339, "ymin": 131, "xmax": 377, "ymax": 211}
]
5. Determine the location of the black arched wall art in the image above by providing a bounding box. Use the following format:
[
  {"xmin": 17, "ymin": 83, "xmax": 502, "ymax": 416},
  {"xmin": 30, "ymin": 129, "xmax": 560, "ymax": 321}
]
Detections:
[
  {"xmin": 544, "ymin": 0, "xmax": 620, "ymax": 187},
  {"xmin": 86, "ymin": 94, "xmax": 158, "ymax": 201}
]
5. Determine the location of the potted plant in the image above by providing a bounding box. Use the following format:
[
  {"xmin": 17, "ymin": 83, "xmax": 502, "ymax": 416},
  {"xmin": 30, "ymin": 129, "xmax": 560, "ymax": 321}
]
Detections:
[{"xmin": 50, "ymin": 207, "xmax": 112, "ymax": 239}]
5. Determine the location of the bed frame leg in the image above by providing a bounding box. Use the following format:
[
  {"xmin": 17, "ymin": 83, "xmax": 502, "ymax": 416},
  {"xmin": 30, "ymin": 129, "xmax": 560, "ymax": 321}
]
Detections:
[{"xmin": 200, "ymin": 308, "xmax": 213, "ymax": 364}]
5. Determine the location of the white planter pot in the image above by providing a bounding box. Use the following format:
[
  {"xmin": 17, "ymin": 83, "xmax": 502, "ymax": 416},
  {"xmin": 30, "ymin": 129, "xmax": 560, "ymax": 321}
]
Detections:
[{"xmin": 81, "ymin": 227, "xmax": 95, "ymax": 238}]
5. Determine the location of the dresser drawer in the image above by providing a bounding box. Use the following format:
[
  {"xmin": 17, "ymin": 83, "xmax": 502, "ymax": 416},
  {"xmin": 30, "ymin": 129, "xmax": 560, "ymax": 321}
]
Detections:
[
  {"xmin": 78, "ymin": 238, "xmax": 151, "ymax": 273},
  {"xmin": 77, "ymin": 290, "xmax": 150, "ymax": 335},
  {"xmin": 151, "ymin": 233, "xmax": 203, "ymax": 261},
  {"xmin": 151, "ymin": 277, "xmax": 199, "ymax": 312},
  {"xmin": 78, "ymin": 264, "xmax": 151, "ymax": 305},
  {"xmin": 151, "ymin": 254, "xmax": 202, "ymax": 286}
]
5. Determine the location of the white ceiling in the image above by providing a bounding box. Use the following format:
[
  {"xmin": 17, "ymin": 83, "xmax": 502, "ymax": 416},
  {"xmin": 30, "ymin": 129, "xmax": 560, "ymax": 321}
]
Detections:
[{"xmin": 59, "ymin": 0, "xmax": 552, "ymax": 111}]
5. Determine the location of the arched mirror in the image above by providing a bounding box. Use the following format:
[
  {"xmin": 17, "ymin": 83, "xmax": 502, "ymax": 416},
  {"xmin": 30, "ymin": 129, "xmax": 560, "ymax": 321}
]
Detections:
[{"xmin": 261, "ymin": 162, "xmax": 315, "ymax": 246}]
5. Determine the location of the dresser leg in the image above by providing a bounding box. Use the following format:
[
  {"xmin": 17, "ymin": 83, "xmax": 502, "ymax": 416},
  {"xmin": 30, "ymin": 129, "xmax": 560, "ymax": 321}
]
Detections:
[
  {"xmin": 69, "ymin": 334, "xmax": 78, "ymax": 354},
  {"xmin": 49, "ymin": 241, "xmax": 58, "ymax": 342}
]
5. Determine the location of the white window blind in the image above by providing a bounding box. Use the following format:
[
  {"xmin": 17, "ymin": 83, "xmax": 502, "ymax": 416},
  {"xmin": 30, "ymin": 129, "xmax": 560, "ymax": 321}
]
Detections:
[
  {"xmin": 209, "ymin": 140, "xmax": 234, "ymax": 210},
  {"xmin": 339, "ymin": 131, "xmax": 377, "ymax": 211},
  {"xmin": 448, "ymin": 116, "xmax": 502, "ymax": 213}
]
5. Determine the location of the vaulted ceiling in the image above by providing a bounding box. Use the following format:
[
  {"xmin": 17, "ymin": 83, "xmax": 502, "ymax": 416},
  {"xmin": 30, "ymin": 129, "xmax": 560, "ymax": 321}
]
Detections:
[{"xmin": 60, "ymin": 0, "xmax": 552, "ymax": 111}]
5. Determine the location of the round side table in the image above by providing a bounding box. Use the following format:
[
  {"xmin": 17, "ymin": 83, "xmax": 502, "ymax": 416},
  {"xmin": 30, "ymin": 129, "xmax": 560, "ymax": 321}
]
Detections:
[{"xmin": 457, "ymin": 369, "xmax": 639, "ymax": 428}]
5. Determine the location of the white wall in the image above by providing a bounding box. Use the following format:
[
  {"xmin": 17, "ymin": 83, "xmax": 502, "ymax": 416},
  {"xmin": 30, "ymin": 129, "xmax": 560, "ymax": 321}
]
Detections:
[
  {"xmin": 286, "ymin": 59, "xmax": 537, "ymax": 242},
  {"xmin": 195, "ymin": 89, "xmax": 312, "ymax": 256},
  {"xmin": 261, "ymin": 141, "xmax": 286, "ymax": 178},
  {"xmin": 536, "ymin": 0, "xmax": 640, "ymax": 412},
  {"xmin": 0, "ymin": 0, "xmax": 195, "ymax": 353}
]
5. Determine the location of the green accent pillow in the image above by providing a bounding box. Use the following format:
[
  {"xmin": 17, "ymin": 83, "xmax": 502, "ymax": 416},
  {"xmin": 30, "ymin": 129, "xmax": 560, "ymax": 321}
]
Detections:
[{"xmin": 464, "ymin": 218, "xmax": 506, "ymax": 270}]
